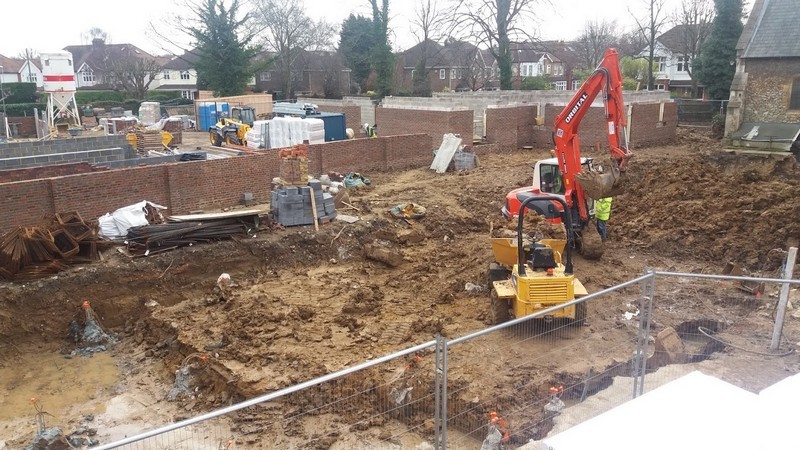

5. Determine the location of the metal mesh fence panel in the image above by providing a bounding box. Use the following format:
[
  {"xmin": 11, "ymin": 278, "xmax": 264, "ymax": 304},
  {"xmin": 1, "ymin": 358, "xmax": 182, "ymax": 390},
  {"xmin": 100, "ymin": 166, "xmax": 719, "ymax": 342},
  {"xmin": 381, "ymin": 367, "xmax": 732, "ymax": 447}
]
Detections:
[
  {"xmin": 97, "ymin": 341, "xmax": 438, "ymax": 450},
  {"xmin": 640, "ymin": 271, "xmax": 799, "ymax": 396},
  {"xmin": 441, "ymin": 275, "xmax": 651, "ymax": 449}
]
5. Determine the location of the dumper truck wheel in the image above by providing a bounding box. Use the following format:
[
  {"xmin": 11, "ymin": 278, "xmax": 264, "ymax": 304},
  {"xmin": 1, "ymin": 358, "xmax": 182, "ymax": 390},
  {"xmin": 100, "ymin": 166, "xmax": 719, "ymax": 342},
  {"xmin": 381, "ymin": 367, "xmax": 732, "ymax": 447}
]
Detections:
[
  {"xmin": 210, "ymin": 131, "xmax": 222, "ymax": 147},
  {"xmin": 491, "ymin": 290, "xmax": 510, "ymax": 325}
]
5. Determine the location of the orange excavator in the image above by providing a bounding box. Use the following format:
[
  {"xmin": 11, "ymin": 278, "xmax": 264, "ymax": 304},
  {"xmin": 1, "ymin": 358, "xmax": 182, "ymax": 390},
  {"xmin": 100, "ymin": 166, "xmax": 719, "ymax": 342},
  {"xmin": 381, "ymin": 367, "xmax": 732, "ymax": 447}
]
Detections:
[{"xmin": 502, "ymin": 48, "xmax": 633, "ymax": 259}]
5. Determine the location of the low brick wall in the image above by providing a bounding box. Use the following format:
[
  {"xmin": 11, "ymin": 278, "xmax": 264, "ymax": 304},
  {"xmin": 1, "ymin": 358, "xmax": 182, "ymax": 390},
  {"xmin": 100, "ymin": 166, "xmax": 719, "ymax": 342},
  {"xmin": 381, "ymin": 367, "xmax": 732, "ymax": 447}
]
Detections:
[
  {"xmin": 7, "ymin": 117, "xmax": 37, "ymax": 138},
  {"xmin": 0, "ymin": 162, "xmax": 108, "ymax": 184},
  {"xmin": 0, "ymin": 134, "xmax": 433, "ymax": 233},
  {"xmin": 376, "ymin": 107, "xmax": 473, "ymax": 143},
  {"xmin": 315, "ymin": 105, "xmax": 362, "ymax": 134},
  {"xmin": 629, "ymin": 102, "xmax": 678, "ymax": 147},
  {"xmin": 485, "ymin": 105, "xmax": 539, "ymax": 150}
]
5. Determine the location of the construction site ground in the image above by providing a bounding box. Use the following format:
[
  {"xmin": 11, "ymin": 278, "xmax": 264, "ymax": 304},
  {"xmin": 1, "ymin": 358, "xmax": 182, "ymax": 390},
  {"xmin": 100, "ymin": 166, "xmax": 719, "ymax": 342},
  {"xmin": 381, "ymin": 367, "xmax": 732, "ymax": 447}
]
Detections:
[{"xmin": 1, "ymin": 129, "xmax": 799, "ymax": 449}]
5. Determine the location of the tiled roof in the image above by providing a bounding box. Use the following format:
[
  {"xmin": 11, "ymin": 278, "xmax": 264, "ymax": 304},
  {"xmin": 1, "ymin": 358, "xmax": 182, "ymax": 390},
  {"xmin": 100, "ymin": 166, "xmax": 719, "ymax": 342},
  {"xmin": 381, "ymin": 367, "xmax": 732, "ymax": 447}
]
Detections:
[
  {"xmin": 741, "ymin": 0, "xmax": 800, "ymax": 58},
  {"xmin": 63, "ymin": 40, "xmax": 156, "ymax": 71}
]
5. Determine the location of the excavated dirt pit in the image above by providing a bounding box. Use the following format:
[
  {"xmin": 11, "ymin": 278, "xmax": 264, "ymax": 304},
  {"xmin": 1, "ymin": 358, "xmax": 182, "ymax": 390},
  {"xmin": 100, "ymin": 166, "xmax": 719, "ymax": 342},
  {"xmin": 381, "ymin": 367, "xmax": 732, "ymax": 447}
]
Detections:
[{"xmin": 2, "ymin": 133, "xmax": 800, "ymax": 449}]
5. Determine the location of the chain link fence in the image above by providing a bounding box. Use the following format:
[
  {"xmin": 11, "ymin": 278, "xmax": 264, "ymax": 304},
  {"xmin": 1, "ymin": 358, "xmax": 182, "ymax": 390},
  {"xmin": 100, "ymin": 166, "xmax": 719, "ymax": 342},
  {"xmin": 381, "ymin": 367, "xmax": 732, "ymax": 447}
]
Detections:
[
  {"xmin": 97, "ymin": 263, "xmax": 799, "ymax": 449},
  {"xmin": 676, "ymin": 99, "xmax": 728, "ymax": 126}
]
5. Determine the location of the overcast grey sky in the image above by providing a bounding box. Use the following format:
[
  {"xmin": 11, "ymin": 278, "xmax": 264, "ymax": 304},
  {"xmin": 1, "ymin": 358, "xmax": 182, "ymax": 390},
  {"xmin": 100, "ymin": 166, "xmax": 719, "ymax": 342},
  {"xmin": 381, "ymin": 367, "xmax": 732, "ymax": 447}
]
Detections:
[{"xmin": 0, "ymin": 0, "xmax": 725, "ymax": 58}]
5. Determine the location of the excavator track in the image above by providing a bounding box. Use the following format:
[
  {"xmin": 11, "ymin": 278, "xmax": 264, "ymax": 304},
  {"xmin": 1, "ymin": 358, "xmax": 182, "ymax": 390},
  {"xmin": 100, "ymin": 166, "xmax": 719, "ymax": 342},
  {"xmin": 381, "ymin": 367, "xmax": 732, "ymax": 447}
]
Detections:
[{"xmin": 579, "ymin": 224, "xmax": 604, "ymax": 260}]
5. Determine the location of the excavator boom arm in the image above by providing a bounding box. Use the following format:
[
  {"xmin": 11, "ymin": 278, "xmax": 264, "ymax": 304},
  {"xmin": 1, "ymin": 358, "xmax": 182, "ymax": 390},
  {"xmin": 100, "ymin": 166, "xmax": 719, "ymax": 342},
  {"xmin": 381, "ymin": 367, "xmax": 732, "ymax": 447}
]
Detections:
[{"xmin": 552, "ymin": 48, "xmax": 632, "ymax": 219}]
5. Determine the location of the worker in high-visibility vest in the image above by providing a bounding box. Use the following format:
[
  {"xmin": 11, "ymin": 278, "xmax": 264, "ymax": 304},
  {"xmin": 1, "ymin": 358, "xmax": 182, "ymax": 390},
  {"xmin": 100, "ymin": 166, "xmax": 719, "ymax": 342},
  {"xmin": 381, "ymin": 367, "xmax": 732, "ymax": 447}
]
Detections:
[{"xmin": 595, "ymin": 197, "xmax": 612, "ymax": 241}]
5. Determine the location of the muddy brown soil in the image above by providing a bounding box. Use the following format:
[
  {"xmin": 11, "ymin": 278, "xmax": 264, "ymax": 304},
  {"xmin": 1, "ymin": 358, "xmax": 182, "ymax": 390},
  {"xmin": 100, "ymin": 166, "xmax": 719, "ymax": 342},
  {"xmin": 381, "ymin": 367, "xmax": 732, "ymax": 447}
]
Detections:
[{"xmin": 1, "ymin": 131, "xmax": 799, "ymax": 448}]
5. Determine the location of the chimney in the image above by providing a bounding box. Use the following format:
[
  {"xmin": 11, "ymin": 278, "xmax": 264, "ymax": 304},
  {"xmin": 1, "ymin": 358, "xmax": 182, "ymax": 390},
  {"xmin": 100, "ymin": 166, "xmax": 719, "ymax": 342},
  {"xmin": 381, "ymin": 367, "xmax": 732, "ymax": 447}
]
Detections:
[{"xmin": 92, "ymin": 38, "xmax": 105, "ymax": 49}]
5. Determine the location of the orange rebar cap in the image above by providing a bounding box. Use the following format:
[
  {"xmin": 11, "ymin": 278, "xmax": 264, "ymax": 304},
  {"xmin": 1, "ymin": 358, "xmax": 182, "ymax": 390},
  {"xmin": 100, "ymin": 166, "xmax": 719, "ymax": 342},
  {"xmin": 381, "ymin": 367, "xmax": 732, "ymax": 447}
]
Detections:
[{"xmin": 82, "ymin": 301, "xmax": 90, "ymax": 309}]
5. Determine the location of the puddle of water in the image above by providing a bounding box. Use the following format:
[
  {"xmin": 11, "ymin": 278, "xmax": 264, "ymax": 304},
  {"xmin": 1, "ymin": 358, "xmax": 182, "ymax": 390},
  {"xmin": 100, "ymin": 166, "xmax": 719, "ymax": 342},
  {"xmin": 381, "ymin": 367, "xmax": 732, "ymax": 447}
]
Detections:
[{"xmin": 0, "ymin": 350, "xmax": 118, "ymax": 421}]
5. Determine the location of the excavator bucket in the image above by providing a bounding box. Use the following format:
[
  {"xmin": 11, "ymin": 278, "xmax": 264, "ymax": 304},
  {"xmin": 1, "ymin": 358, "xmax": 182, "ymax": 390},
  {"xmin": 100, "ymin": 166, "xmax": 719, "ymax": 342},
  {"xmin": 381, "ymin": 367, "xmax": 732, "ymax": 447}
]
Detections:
[{"xmin": 575, "ymin": 159, "xmax": 625, "ymax": 199}]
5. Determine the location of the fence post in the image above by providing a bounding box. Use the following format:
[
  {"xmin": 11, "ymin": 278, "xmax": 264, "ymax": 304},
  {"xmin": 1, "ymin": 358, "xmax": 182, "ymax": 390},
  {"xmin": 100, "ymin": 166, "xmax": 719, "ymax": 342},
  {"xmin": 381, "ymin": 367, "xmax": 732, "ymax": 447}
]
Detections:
[
  {"xmin": 434, "ymin": 334, "xmax": 441, "ymax": 450},
  {"xmin": 771, "ymin": 247, "xmax": 798, "ymax": 351},
  {"xmin": 632, "ymin": 269, "xmax": 655, "ymax": 398},
  {"xmin": 441, "ymin": 336, "xmax": 448, "ymax": 450}
]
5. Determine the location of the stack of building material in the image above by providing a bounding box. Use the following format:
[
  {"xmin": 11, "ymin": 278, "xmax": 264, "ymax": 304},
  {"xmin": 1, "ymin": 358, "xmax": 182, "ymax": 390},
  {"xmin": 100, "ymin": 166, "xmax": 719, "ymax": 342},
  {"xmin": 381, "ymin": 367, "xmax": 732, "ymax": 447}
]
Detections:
[
  {"xmin": 139, "ymin": 102, "xmax": 161, "ymax": 126},
  {"xmin": 0, "ymin": 212, "xmax": 110, "ymax": 281},
  {"xmin": 278, "ymin": 145, "xmax": 310, "ymax": 185},
  {"xmin": 162, "ymin": 118, "xmax": 183, "ymax": 145},
  {"xmin": 124, "ymin": 214, "xmax": 261, "ymax": 256},
  {"xmin": 134, "ymin": 130, "xmax": 171, "ymax": 155},
  {"xmin": 270, "ymin": 185, "xmax": 336, "ymax": 227},
  {"xmin": 246, "ymin": 120, "xmax": 270, "ymax": 149},
  {"xmin": 305, "ymin": 118, "xmax": 325, "ymax": 144}
]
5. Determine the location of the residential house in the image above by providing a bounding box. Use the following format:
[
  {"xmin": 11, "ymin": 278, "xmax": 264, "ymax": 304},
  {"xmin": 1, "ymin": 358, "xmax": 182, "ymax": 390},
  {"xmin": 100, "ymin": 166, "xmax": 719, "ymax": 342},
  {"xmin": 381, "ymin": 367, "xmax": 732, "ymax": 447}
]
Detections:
[
  {"xmin": 63, "ymin": 38, "xmax": 158, "ymax": 90},
  {"xmin": 152, "ymin": 52, "xmax": 199, "ymax": 100},
  {"xmin": 0, "ymin": 54, "xmax": 43, "ymax": 87},
  {"xmin": 254, "ymin": 50, "xmax": 351, "ymax": 99},
  {"xmin": 539, "ymin": 40, "xmax": 585, "ymax": 90},
  {"xmin": 640, "ymin": 25, "xmax": 708, "ymax": 98},
  {"xmin": 395, "ymin": 39, "xmax": 489, "ymax": 93},
  {"xmin": 481, "ymin": 43, "xmax": 568, "ymax": 91},
  {"xmin": 726, "ymin": 0, "xmax": 800, "ymax": 138}
]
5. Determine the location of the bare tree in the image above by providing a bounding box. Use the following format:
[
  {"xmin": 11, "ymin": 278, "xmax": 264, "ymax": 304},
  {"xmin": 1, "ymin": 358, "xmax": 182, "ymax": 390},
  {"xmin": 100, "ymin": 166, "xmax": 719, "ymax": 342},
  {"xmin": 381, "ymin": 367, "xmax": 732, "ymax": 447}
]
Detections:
[
  {"xmin": 82, "ymin": 27, "xmax": 111, "ymax": 45},
  {"xmin": 252, "ymin": 0, "xmax": 335, "ymax": 98},
  {"xmin": 106, "ymin": 57, "xmax": 162, "ymax": 99},
  {"xmin": 629, "ymin": 0, "xmax": 669, "ymax": 90},
  {"xmin": 17, "ymin": 49, "xmax": 39, "ymax": 84},
  {"xmin": 454, "ymin": 0, "xmax": 541, "ymax": 90},
  {"xmin": 671, "ymin": 0, "xmax": 714, "ymax": 97},
  {"xmin": 576, "ymin": 20, "xmax": 619, "ymax": 69},
  {"xmin": 410, "ymin": 0, "xmax": 449, "ymax": 95}
]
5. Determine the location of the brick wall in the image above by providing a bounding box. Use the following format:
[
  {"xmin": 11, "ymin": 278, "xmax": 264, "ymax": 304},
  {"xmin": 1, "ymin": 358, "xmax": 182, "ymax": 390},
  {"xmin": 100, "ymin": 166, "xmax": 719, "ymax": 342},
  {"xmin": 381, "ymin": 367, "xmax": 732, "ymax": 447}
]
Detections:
[
  {"xmin": 485, "ymin": 105, "xmax": 539, "ymax": 150},
  {"xmin": 0, "ymin": 162, "xmax": 107, "ymax": 184},
  {"xmin": 7, "ymin": 117, "xmax": 37, "ymax": 138},
  {"xmin": 376, "ymin": 107, "xmax": 473, "ymax": 142},
  {"xmin": 629, "ymin": 102, "xmax": 677, "ymax": 147},
  {"xmin": 316, "ymin": 105, "xmax": 362, "ymax": 133},
  {"xmin": 743, "ymin": 58, "xmax": 800, "ymax": 123},
  {"xmin": 0, "ymin": 134, "xmax": 432, "ymax": 233}
]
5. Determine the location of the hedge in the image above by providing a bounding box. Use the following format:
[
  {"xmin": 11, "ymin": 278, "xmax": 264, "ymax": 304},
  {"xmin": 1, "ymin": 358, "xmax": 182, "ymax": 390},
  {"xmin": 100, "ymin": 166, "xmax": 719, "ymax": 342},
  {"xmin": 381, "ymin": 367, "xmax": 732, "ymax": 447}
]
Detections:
[
  {"xmin": 75, "ymin": 90, "xmax": 126, "ymax": 104},
  {"xmin": 2, "ymin": 83, "xmax": 38, "ymax": 103},
  {"xmin": 2, "ymin": 103, "xmax": 48, "ymax": 116},
  {"xmin": 145, "ymin": 90, "xmax": 183, "ymax": 102}
]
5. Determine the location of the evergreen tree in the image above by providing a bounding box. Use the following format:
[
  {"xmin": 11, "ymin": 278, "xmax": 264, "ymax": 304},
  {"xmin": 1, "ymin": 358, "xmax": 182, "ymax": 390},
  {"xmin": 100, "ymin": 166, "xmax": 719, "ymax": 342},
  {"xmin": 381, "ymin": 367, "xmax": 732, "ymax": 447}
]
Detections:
[
  {"xmin": 339, "ymin": 14, "xmax": 375, "ymax": 93},
  {"xmin": 370, "ymin": 0, "xmax": 394, "ymax": 98},
  {"xmin": 694, "ymin": 0, "xmax": 743, "ymax": 100},
  {"xmin": 189, "ymin": 0, "xmax": 261, "ymax": 97}
]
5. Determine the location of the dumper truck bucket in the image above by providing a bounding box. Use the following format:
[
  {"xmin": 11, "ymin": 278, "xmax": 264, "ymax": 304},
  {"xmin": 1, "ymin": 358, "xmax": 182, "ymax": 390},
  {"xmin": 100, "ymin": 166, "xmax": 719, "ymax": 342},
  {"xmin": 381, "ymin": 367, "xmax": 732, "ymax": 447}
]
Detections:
[{"xmin": 575, "ymin": 159, "xmax": 624, "ymax": 199}]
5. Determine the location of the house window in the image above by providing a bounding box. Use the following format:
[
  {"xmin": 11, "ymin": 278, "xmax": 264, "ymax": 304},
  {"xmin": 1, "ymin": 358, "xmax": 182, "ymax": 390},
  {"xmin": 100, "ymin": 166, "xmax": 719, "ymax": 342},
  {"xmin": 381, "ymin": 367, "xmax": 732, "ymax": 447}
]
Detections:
[
  {"xmin": 656, "ymin": 83, "xmax": 667, "ymax": 91},
  {"xmin": 27, "ymin": 73, "xmax": 37, "ymax": 83},
  {"xmin": 260, "ymin": 71, "xmax": 271, "ymax": 81},
  {"xmin": 520, "ymin": 62, "xmax": 536, "ymax": 77},
  {"xmin": 82, "ymin": 71, "xmax": 95, "ymax": 82},
  {"xmin": 572, "ymin": 79, "xmax": 582, "ymax": 90},
  {"xmin": 181, "ymin": 90, "xmax": 194, "ymax": 100},
  {"xmin": 654, "ymin": 57, "xmax": 666, "ymax": 72},
  {"xmin": 790, "ymin": 78, "xmax": 800, "ymax": 109},
  {"xmin": 451, "ymin": 69, "xmax": 456, "ymax": 79},
  {"xmin": 163, "ymin": 70, "xmax": 170, "ymax": 80},
  {"xmin": 553, "ymin": 81, "xmax": 567, "ymax": 91},
  {"xmin": 439, "ymin": 69, "xmax": 446, "ymax": 79},
  {"xmin": 180, "ymin": 70, "xmax": 190, "ymax": 80},
  {"xmin": 556, "ymin": 65, "xmax": 563, "ymax": 76},
  {"xmin": 677, "ymin": 56, "xmax": 690, "ymax": 72},
  {"xmin": 546, "ymin": 64, "xmax": 551, "ymax": 75}
]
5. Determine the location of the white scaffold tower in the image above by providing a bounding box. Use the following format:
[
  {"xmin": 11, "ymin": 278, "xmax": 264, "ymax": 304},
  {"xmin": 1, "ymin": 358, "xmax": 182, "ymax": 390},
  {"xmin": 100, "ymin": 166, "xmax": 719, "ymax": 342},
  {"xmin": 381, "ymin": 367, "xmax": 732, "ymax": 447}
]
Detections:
[{"xmin": 40, "ymin": 52, "xmax": 81, "ymax": 132}]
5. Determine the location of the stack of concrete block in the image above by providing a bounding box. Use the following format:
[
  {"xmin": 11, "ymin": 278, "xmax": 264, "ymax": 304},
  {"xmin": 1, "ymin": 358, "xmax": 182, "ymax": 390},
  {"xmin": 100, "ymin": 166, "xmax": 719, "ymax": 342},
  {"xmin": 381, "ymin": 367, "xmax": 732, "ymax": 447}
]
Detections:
[{"xmin": 271, "ymin": 184, "xmax": 337, "ymax": 227}]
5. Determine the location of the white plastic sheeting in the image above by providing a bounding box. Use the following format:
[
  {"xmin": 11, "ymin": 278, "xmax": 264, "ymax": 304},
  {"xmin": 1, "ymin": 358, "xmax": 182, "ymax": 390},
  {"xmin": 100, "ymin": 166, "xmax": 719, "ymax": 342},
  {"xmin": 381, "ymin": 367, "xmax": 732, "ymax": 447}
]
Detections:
[
  {"xmin": 98, "ymin": 201, "xmax": 167, "ymax": 239},
  {"xmin": 138, "ymin": 102, "xmax": 161, "ymax": 126},
  {"xmin": 268, "ymin": 117, "xmax": 326, "ymax": 148},
  {"xmin": 246, "ymin": 120, "xmax": 270, "ymax": 149}
]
